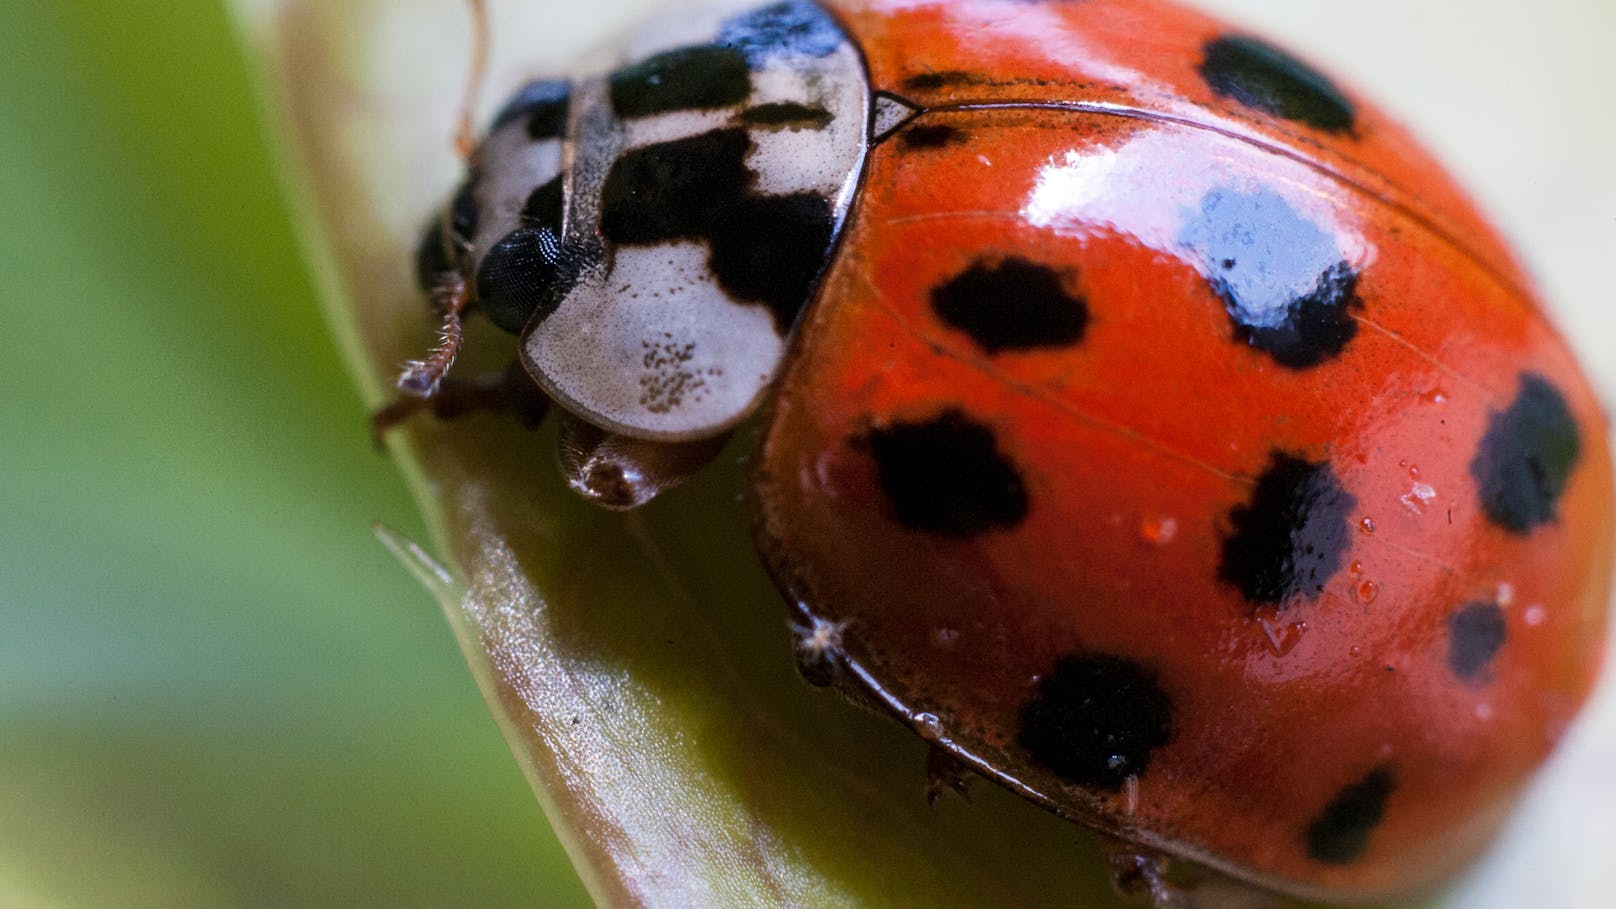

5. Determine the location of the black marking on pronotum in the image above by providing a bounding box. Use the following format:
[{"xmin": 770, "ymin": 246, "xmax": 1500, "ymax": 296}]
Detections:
[
  {"xmin": 1448, "ymin": 602, "xmax": 1507, "ymax": 683},
  {"xmin": 717, "ymin": 0, "xmax": 846, "ymax": 66},
  {"xmin": 476, "ymin": 228, "xmax": 581, "ymax": 334},
  {"xmin": 1470, "ymin": 374, "xmax": 1582, "ymax": 534},
  {"xmin": 862, "ymin": 410, "xmax": 1029, "ymax": 538},
  {"xmin": 898, "ymin": 123, "xmax": 969, "ymax": 150},
  {"xmin": 489, "ymin": 79, "xmax": 572, "ymax": 139},
  {"xmin": 931, "ymin": 257, "xmax": 1089, "ymax": 354},
  {"xmin": 1219, "ymin": 453, "xmax": 1356, "ymax": 607},
  {"xmin": 602, "ymin": 131, "xmax": 754, "ymax": 241},
  {"xmin": 1199, "ymin": 35, "xmax": 1356, "ymax": 135},
  {"xmin": 1306, "ymin": 767, "xmax": 1396, "ymax": 864},
  {"xmin": 737, "ymin": 102, "xmax": 834, "ymax": 129},
  {"xmin": 600, "ymin": 128, "xmax": 835, "ymax": 334},
  {"xmin": 1017, "ymin": 653, "xmax": 1174, "ymax": 792},
  {"xmin": 610, "ymin": 46, "xmax": 751, "ymax": 119}
]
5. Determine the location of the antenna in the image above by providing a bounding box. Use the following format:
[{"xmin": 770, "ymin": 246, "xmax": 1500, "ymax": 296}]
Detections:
[{"xmin": 456, "ymin": 0, "xmax": 490, "ymax": 160}]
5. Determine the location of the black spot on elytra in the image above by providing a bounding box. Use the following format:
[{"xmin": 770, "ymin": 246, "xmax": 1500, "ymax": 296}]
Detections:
[
  {"xmin": 903, "ymin": 70, "xmax": 980, "ymax": 91},
  {"xmin": 863, "ymin": 410, "xmax": 1028, "ymax": 537},
  {"xmin": 521, "ymin": 176, "xmax": 564, "ymax": 234},
  {"xmin": 1470, "ymin": 374, "xmax": 1582, "ymax": 534},
  {"xmin": 610, "ymin": 46, "xmax": 751, "ymax": 119},
  {"xmin": 476, "ymin": 228, "xmax": 581, "ymax": 334},
  {"xmin": 600, "ymin": 129, "xmax": 834, "ymax": 334},
  {"xmin": 1306, "ymin": 767, "xmax": 1395, "ymax": 864},
  {"xmin": 1233, "ymin": 262, "xmax": 1362, "ymax": 368},
  {"xmin": 1017, "ymin": 654, "xmax": 1174, "ymax": 792},
  {"xmin": 1183, "ymin": 188, "xmax": 1361, "ymax": 369},
  {"xmin": 415, "ymin": 179, "xmax": 479, "ymax": 289},
  {"xmin": 931, "ymin": 257, "xmax": 1089, "ymax": 354},
  {"xmin": 1220, "ymin": 453, "xmax": 1356, "ymax": 606},
  {"xmin": 489, "ymin": 80, "xmax": 572, "ymax": 139},
  {"xmin": 1200, "ymin": 35, "xmax": 1356, "ymax": 135},
  {"xmin": 898, "ymin": 124, "xmax": 969, "ymax": 150},
  {"xmin": 1448, "ymin": 602, "xmax": 1507, "ymax": 683},
  {"xmin": 737, "ymin": 102, "xmax": 833, "ymax": 129},
  {"xmin": 717, "ymin": 0, "xmax": 845, "ymax": 65}
]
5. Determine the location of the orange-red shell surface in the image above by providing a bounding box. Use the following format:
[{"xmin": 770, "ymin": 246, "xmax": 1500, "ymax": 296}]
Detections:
[{"xmin": 752, "ymin": 0, "xmax": 1613, "ymax": 900}]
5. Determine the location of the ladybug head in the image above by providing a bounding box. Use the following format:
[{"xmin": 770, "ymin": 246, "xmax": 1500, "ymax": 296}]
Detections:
[
  {"xmin": 418, "ymin": 79, "xmax": 584, "ymax": 336},
  {"xmin": 397, "ymin": 78, "xmax": 583, "ymax": 399}
]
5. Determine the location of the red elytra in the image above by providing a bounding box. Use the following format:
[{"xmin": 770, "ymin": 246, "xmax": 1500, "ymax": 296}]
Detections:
[
  {"xmin": 750, "ymin": 0, "xmax": 1611, "ymax": 902},
  {"xmin": 390, "ymin": 0, "xmax": 1614, "ymax": 903}
]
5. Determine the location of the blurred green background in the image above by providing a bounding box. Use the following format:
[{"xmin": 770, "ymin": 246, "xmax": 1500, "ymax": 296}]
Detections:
[
  {"xmin": 3, "ymin": 1, "xmax": 1611, "ymax": 907},
  {"xmin": 0, "ymin": 4, "xmax": 590, "ymax": 906}
]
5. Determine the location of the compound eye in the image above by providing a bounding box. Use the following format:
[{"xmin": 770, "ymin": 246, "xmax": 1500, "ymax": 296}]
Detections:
[{"xmin": 476, "ymin": 227, "xmax": 583, "ymax": 334}]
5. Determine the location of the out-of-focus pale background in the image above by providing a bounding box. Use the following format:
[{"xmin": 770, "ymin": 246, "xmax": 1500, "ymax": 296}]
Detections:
[{"xmin": 1, "ymin": 1, "xmax": 1610, "ymax": 906}]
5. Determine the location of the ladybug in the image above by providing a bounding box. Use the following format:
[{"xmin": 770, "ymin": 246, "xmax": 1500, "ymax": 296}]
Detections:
[{"xmin": 381, "ymin": 0, "xmax": 1613, "ymax": 904}]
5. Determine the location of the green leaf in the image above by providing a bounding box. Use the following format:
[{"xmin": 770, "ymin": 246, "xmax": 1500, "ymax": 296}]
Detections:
[{"xmin": 1, "ymin": 2, "xmax": 586, "ymax": 905}]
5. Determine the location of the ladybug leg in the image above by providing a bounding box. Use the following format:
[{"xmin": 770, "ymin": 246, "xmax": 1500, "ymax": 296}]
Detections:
[
  {"xmin": 925, "ymin": 745, "xmax": 976, "ymax": 809},
  {"xmin": 1107, "ymin": 847, "xmax": 1178, "ymax": 907},
  {"xmin": 373, "ymin": 266, "xmax": 557, "ymax": 443},
  {"xmin": 556, "ymin": 412, "xmax": 730, "ymax": 510},
  {"xmin": 788, "ymin": 612, "xmax": 855, "ymax": 689},
  {"xmin": 1105, "ymin": 842, "xmax": 1278, "ymax": 909},
  {"xmin": 397, "ymin": 270, "xmax": 471, "ymax": 398},
  {"xmin": 370, "ymin": 360, "xmax": 550, "ymax": 447},
  {"xmin": 786, "ymin": 611, "xmax": 916, "ymax": 715}
]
